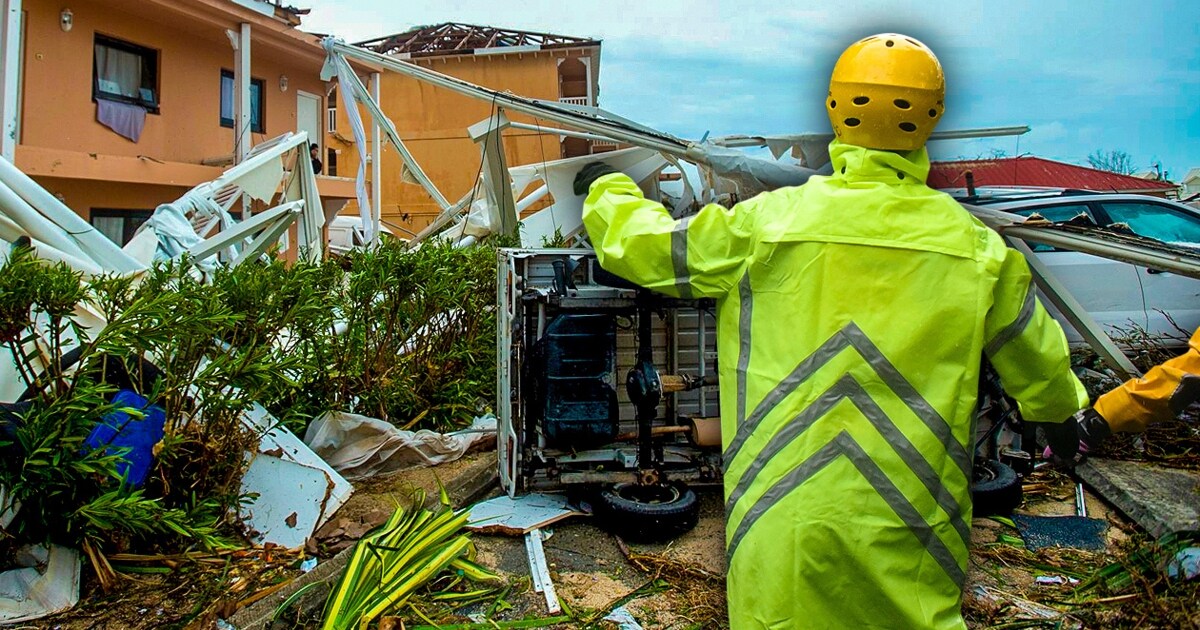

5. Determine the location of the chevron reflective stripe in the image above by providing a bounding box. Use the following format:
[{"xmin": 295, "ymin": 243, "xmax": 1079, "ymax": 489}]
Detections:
[
  {"xmin": 723, "ymin": 374, "xmax": 972, "ymax": 549},
  {"xmin": 985, "ymin": 284, "xmax": 1036, "ymax": 356},
  {"xmin": 736, "ymin": 273, "xmax": 753, "ymax": 425},
  {"xmin": 670, "ymin": 216, "xmax": 693, "ymax": 299},
  {"xmin": 724, "ymin": 322, "xmax": 972, "ymax": 479},
  {"xmin": 727, "ymin": 431, "xmax": 968, "ymax": 588}
]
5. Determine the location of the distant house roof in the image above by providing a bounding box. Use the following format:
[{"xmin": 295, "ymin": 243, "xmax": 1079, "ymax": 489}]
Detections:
[
  {"xmin": 358, "ymin": 22, "xmax": 599, "ymax": 58},
  {"xmin": 1183, "ymin": 167, "xmax": 1200, "ymax": 184},
  {"xmin": 928, "ymin": 156, "xmax": 1178, "ymax": 194}
]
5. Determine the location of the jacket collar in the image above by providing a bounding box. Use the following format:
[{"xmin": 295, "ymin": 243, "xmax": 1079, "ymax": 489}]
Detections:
[{"xmin": 827, "ymin": 139, "xmax": 931, "ymax": 184}]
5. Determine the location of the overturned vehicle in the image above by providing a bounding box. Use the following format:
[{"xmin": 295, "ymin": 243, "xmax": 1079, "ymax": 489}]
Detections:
[{"xmin": 320, "ymin": 39, "xmax": 1200, "ymax": 541}]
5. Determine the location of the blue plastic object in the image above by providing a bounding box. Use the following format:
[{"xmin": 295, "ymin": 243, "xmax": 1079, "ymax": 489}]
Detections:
[{"xmin": 83, "ymin": 389, "xmax": 166, "ymax": 488}]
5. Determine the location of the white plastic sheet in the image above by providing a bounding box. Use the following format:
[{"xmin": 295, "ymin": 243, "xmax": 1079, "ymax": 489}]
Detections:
[
  {"xmin": 0, "ymin": 545, "xmax": 81, "ymax": 624},
  {"xmin": 303, "ymin": 411, "xmax": 497, "ymax": 479}
]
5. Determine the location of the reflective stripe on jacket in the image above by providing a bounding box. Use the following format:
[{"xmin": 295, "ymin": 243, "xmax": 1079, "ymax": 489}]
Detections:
[{"xmin": 582, "ymin": 140, "xmax": 1088, "ymax": 629}]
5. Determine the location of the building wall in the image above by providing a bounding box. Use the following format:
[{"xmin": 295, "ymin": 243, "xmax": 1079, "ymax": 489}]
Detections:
[
  {"xmin": 20, "ymin": 0, "xmax": 329, "ymax": 167},
  {"xmin": 34, "ymin": 176, "xmax": 188, "ymax": 217},
  {"xmin": 331, "ymin": 49, "xmax": 594, "ymax": 232}
]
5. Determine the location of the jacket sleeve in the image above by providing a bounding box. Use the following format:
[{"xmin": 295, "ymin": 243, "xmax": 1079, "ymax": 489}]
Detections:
[
  {"xmin": 581, "ymin": 172, "xmax": 760, "ymax": 299},
  {"xmin": 1094, "ymin": 327, "xmax": 1200, "ymax": 432},
  {"xmin": 983, "ymin": 244, "xmax": 1089, "ymax": 423}
]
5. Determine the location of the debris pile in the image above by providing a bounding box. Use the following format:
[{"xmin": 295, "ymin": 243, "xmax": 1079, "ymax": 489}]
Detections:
[{"xmin": 0, "ymin": 235, "xmax": 501, "ymax": 624}]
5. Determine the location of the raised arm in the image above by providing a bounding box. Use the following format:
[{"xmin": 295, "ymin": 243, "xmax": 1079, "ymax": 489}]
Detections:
[{"xmin": 581, "ymin": 172, "xmax": 761, "ymax": 299}]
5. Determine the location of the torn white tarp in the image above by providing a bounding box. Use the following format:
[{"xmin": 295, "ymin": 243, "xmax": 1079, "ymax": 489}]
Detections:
[
  {"xmin": 694, "ymin": 142, "xmax": 821, "ymax": 200},
  {"xmin": 0, "ymin": 545, "xmax": 81, "ymax": 624},
  {"xmin": 326, "ymin": 53, "xmax": 374, "ymax": 244},
  {"xmin": 509, "ymin": 147, "xmax": 668, "ymax": 247},
  {"xmin": 304, "ymin": 412, "xmax": 497, "ymax": 480},
  {"xmin": 321, "ymin": 39, "xmax": 451, "ymax": 246}
]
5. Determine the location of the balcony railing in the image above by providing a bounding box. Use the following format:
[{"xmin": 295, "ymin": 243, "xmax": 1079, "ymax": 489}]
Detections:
[{"xmin": 558, "ymin": 96, "xmax": 590, "ymax": 106}]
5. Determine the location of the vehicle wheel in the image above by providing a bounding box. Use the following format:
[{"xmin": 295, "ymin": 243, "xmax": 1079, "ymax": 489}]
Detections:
[
  {"xmin": 594, "ymin": 481, "xmax": 699, "ymax": 542},
  {"xmin": 972, "ymin": 460, "xmax": 1022, "ymax": 517}
]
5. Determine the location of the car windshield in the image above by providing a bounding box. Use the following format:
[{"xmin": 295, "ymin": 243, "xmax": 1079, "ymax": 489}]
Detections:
[
  {"xmin": 1100, "ymin": 202, "xmax": 1200, "ymax": 245},
  {"xmin": 1010, "ymin": 203, "xmax": 1094, "ymax": 223},
  {"xmin": 1009, "ymin": 204, "xmax": 1094, "ymax": 251}
]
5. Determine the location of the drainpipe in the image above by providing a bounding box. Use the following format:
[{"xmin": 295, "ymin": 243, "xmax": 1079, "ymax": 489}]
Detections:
[
  {"xmin": 234, "ymin": 23, "xmax": 251, "ymax": 219},
  {"xmin": 234, "ymin": 23, "xmax": 251, "ymax": 165},
  {"xmin": 0, "ymin": 0, "xmax": 22, "ymax": 162},
  {"xmin": 369, "ymin": 72, "xmax": 381, "ymax": 245}
]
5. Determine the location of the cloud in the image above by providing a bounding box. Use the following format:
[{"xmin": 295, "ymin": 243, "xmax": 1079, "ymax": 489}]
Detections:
[{"xmin": 298, "ymin": 0, "xmax": 1200, "ymax": 178}]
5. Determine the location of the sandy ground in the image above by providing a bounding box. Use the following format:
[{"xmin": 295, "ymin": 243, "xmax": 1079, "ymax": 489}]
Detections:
[{"xmin": 41, "ymin": 452, "xmax": 1196, "ymax": 629}]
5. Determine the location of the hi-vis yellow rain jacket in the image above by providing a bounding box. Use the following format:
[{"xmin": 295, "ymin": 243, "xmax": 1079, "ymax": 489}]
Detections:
[{"xmin": 582, "ymin": 140, "xmax": 1089, "ymax": 629}]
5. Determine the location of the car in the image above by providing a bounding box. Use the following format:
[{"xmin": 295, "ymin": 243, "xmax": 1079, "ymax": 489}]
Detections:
[
  {"xmin": 944, "ymin": 187, "xmax": 1200, "ymax": 345},
  {"xmin": 326, "ymin": 215, "xmax": 397, "ymax": 254},
  {"xmin": 497, "ymin": 248, "xmax": 718, "ymax": 541}
]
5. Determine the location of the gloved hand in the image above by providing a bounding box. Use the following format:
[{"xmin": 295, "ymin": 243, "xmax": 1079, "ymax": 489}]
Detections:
[
  {"xmin": 1042, "ymin": 408, "xmax": 1113, "ymax": 466},
  {"xmin": 573, "ymin": 161, "xmax": 619, "ymax": 196},
  {"xmin": 1041, "ymin": 414, "xmax": 1082, "ymax": 467},
  {"xmin": 1075, "ymin": 407, "xmax": 1112, "ymax": 451}
]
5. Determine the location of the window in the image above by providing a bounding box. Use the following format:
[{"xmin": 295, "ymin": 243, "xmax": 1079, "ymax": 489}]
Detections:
[
  {"xmin": 326, "ymin": 148, "xmax": 338, "ymax": 177},
  {"xmin": 1099, "ymin": 202, "xmax": 1200, "ymax": 246},
  {"xmin": 1009, "ymin": 203, "xmax": 1095, "ymax": 251},
  {"xmin": 93, "ymin": 34, "xmax": 159, "ymax": 111},
  {"xmin": 91, "ymin": 209, "xmax": 153, "ymax": 246},
  {"xmin": 327, "ymin": 85, "xmax": 338, "ymax": 133},
  {"xmin": 220, "ymin": 69, "xmax": 265, "ymax": 133}
]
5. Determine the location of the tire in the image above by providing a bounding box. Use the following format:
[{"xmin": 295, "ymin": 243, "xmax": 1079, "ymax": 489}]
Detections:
[
  {"xmin": 972, "ymin": 460, "xmax": 1022, "ymax": 517},
  {"xmin": 594, "ymin": 481, "xmax": 700, "ymax": 542}
]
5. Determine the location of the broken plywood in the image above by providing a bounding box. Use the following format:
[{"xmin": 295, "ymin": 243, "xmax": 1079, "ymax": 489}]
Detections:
[{"xmin": 1076, "ymin": 458, "xmax": 1200, "ymax": 539}]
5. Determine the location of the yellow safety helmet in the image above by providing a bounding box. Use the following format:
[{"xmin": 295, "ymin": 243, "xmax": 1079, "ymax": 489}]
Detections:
[{"xmin": 827, "ymin": 33, "xmax": 945, "ymax": 152}]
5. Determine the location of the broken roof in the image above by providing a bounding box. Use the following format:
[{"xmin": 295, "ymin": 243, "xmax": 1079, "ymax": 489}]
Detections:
[
  {"xmin": 357, "ymin": 22, "xmax": 599, "ymax": 58},
  {"xmin": 930, "ymin": 156, "xmax": 1179, "ymax": 194}
]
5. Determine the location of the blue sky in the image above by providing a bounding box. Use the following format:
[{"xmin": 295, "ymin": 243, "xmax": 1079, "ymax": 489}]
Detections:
[{"xmin": 305, "ymin": 0, "xmax": 1200, "ymax": 179}]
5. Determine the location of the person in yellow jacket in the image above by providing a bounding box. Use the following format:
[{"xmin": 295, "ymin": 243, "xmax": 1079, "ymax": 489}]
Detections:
[
  {"xmin": 1064, "ymin": 328, "xmax": 1200, "ymax": 454},
  {"xmin": 576, "ymin": 34, "xmax": 1089, "ymax": 628}
]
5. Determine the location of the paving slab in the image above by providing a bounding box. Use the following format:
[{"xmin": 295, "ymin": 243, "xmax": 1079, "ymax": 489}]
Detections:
[{"xmin": 1076, "ymin": 458, "xmax": 1200, "ymax": 539}]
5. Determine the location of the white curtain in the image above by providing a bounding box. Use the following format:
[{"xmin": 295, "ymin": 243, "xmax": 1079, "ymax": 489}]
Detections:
[
  {"xmin": 220, "ymin": 73, "xmax": 234, "ymax": 120},
  {"xmin": 91, "ymin": 216, "xmax": 125, "ymax": 245},
  {"xmin": 94, "ymin": 44, "xmax": 141, "ymax": 98}
]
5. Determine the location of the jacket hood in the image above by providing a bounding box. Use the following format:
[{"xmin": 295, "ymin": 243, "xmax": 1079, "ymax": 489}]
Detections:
[{"xmin": 828, "ymin": 139, "xmax": 931, "ymax": 184}]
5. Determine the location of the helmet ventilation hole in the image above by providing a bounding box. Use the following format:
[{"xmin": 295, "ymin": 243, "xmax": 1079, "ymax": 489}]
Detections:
[
  {"xmin": 885, "ymin": 40, "xmax": 895, "ymax": 47},
  {"xmin": 894, "ymin": 99, "xmax": 911, "ymax": 109},
  {"xmin": 905, "ymin": 38, "xmax": 920, "ymax": 46},
  {"xmin": 853, "ymin": 96, "xmax": 870, "ymax": 105},
  {"xmin": 929, "ymin": 108, "xmax": 938, "ymax": 117},
  {"xmin": 844, "ymin": 118, "xmax": 861, "ymax": 127},
  {"xmin": 898, "ymin": 122, "xmax": 918, "ymax": 132},
  {"xmin": 830, "ymin": 100, "xmax": 837, "ymax": 109}
]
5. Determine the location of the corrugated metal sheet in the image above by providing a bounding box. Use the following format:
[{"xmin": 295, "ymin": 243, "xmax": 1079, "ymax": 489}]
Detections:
[{"xmin": 929, "ymin": 156, "xmax": 1178, "ymax": 193}]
